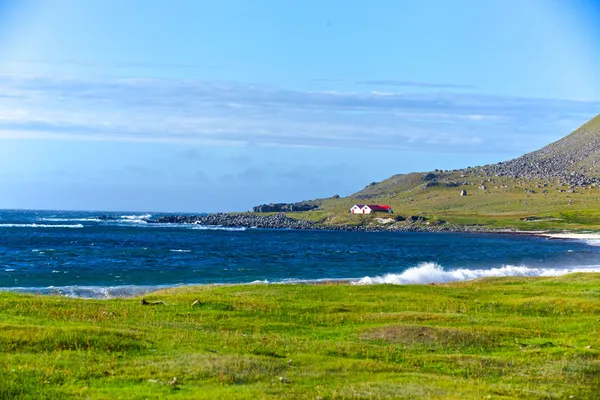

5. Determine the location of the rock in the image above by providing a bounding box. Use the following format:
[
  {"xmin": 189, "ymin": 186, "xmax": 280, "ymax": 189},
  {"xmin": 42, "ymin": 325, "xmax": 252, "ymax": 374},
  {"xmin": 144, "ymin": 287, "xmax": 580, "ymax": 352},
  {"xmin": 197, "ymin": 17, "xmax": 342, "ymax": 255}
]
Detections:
[
  {"xmin": 332, "ymin": 194, "xmax": 340, "ymax": 199},
  {"xmin": 479, "ymin": 185, "xmax": 486, "ymax": 190},
  {"xmin": 141, "ymin": 298, "xmax": 166, "ymax": 306},
  {"xmin": 151, "ymin": 213, "xmax": 317, "ymax": 230},
  {"xmin": 252, "ymin": 202, "xmax": 318, "ymax": 213},
  {"xmin": 422, "ymin": 173, "xmax": 437, "ymax": 181},
  {"xmin": 480, "ymin": 115, "xmax": 600, "ymax": 187},
  {"xmin": 460, "ymin": 190, "xmax": 468, "ymax": 196}
]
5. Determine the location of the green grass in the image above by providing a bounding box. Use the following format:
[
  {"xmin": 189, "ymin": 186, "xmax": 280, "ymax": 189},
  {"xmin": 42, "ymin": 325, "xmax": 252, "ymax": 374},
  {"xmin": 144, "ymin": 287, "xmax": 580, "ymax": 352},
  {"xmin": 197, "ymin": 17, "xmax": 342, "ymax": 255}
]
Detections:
[
  {"xmin": 286, "ymin": 172, "xmax": 600, "ymax": 232},
  {"xmin": 2, "ymin": 275, "xmax": 600, "ymax": 398}
]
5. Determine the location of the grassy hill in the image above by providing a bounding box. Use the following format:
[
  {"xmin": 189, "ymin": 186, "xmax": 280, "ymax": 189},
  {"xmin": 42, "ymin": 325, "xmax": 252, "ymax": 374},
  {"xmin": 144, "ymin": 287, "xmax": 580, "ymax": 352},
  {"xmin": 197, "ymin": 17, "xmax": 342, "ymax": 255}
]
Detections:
[
  {"xmin": 2, "ymin": 275, "xmax": 600, "ymax": 399},
  {"xmin": 285, "ymin": 115, "xmax": 600, "ymax": 232}
]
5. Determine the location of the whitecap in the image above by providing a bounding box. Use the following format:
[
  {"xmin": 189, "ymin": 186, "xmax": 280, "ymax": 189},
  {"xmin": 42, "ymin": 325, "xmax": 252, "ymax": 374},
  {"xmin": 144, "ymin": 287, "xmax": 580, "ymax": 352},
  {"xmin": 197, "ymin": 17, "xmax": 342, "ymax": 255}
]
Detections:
[
  {"xmin": 39, "ymin": 218, "xmax": 101, "ymax": 222},
  {"xmin": 191, "ymin": 225, "xmax": 247, "ymax": 232},
  {"xmin": 170, "ymin": 249, "xmax": 192, "ymax": 253},
  {"xmin": 0, "ymin": 224, "xmax": 84, "ymax": 229},
  {"xmin": 352, "ymin": 262, "xmax": 600, "ymax": 285},
  {"xmin": 120, "ymin": 214, "xmax": 152, "ymax": 220}
]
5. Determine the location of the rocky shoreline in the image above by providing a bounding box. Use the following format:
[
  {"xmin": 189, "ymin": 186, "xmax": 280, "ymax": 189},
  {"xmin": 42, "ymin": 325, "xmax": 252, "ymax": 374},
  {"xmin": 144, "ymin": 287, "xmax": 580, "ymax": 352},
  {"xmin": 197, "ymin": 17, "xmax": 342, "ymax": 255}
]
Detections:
[{"xmin": 148, "ymin": 212, "xmax": 529, "ymax": 234}]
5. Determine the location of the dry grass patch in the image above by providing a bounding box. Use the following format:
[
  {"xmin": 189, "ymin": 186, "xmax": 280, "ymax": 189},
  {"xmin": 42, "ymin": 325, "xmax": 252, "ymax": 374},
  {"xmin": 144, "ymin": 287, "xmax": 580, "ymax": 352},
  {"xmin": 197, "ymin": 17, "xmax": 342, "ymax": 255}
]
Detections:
[
  {"xmin": 362, "ymin": 325, "xmax": 491, "ymax": 348},
  {"xmin": 361, "ymin": 311, "xmax": 465, "ymax": 324}
]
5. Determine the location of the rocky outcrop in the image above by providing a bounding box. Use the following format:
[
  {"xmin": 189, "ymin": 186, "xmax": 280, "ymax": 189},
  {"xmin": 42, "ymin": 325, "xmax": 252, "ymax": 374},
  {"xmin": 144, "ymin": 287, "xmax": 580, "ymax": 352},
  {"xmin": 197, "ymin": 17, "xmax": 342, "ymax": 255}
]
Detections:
[
  {"xmin": 149, "ymin": 212, "xmax": 502, "ymax": 234},
  {"xmin": 252, "ymin": 202, "xmax": 319, "ymax": 213},
  {"xmin": 151, "ymin": 213, "xmax": 316, "ymax": 229},
  {"xmin": 481, "ymin": 115, "xmax": 600, "ymax": 186}
]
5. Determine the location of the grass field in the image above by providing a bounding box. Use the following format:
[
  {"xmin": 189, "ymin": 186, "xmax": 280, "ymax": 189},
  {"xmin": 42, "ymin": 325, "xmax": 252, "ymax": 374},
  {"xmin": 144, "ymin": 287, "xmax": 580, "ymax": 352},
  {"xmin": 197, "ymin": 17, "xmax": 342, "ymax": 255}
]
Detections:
[
  {"xmin": 287, "ymin": 172, "xmax": 600, "ymax": 232},
  {"xmin": 2, "ymin": 274, "xmax": 600, "ymax": 399}
]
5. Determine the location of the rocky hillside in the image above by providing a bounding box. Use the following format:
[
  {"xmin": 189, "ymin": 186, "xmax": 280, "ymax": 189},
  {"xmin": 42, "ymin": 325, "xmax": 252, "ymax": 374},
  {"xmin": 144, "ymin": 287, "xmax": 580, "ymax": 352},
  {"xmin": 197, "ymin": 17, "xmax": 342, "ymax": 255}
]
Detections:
[
  {"xmin": 482, "ymin": 115, "xmax": 600, "ymax": 185},
  {"xmin": 350, "ymin": 114, "xmax": 600, "ymax": 200}
]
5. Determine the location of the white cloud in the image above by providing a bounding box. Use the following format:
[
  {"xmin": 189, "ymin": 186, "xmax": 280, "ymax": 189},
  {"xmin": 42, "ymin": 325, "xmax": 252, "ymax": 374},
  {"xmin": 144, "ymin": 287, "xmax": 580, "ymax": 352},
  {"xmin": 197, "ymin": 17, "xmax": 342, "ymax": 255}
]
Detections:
[{"xmin": 0, "ymin": 74, "xmax": 597, "ymax": 154}]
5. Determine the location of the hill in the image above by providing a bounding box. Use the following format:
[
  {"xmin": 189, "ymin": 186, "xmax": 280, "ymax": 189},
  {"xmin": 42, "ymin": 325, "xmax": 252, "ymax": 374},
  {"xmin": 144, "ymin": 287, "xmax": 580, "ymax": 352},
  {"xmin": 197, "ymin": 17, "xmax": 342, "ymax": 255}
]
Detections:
[
  {"xmin": 281, "ymin": 114, "xmax": 600, "ymax": 232},
  {"xmin": 483, "ymin": 114, "xmax": 600, "ymax": 185}
]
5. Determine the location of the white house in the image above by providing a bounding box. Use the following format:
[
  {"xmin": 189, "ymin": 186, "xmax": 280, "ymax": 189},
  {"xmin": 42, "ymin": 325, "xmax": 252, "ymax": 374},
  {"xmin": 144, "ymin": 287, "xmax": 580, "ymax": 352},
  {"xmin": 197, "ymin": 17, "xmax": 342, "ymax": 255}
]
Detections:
[
  {"xmin": 350, "ymin": 204, "xmax": 365, "ymax": 214},
  {"xmin": 350, "ymin": 204, "xmax": 393, "ymax": 214}
]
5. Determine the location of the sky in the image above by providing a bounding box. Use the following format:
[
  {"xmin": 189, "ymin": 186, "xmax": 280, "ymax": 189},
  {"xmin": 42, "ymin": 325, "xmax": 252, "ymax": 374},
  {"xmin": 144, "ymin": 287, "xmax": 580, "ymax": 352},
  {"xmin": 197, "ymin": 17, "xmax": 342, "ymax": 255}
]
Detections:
[{"xmin": 0, "ymin": 0, "xmax": 599, "ymax": 212}]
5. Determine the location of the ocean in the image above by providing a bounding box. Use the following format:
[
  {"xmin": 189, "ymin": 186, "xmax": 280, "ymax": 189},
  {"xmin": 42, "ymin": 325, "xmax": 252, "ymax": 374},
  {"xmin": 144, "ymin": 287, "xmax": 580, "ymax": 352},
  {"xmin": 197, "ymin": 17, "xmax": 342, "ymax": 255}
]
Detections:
[{"xmin": 1, "ymin": 209, "xmax": 600, "ymax": 298}]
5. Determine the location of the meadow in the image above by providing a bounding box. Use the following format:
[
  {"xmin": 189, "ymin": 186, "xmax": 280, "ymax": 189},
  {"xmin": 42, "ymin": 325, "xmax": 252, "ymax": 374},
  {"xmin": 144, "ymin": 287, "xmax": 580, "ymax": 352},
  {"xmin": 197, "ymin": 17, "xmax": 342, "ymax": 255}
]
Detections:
[
  {"xmin": 1, "ymin": 274, "xmax": 599, "ymax": 399},
  {"xmin": 289, "ymin": 172, "xmax": 600, "ymax": 232}
]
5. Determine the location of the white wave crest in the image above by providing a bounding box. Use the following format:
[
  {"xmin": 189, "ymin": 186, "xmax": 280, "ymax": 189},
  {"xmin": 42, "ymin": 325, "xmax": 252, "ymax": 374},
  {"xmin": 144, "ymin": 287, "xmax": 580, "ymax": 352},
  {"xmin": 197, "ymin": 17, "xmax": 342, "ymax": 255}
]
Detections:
[
  {"xmin": 191, "ymin": 225, "xmax": 247, "ymax": 232},
  {"xmin": 119, "ymin": 219, "xmax": 148, "ymax": 224},
  {"xmin": 170, "ymin": 249, "xmax": 192, "ymax": 253},
  {"xmin": 352, "ymin": 262, "xmax": 600, "ymax": 285},
  {"xmin": 39, "ymin": 218, "xmax": 101, "ymax": 222},
  {"xmin": 0, "ymin": 224, "xmax": 84, "ymax": 229},
  {"xmin": 120, "ymin": 214, "xmax": 152, "ymax": 220}
]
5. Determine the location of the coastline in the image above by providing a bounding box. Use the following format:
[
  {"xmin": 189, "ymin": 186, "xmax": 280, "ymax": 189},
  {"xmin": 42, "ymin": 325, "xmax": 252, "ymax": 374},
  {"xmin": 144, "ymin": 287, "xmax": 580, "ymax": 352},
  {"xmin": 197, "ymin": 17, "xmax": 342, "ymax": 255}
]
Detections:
[{"xmin": 149, "ymin": 212, "xmax": 600, "ymax": 238}]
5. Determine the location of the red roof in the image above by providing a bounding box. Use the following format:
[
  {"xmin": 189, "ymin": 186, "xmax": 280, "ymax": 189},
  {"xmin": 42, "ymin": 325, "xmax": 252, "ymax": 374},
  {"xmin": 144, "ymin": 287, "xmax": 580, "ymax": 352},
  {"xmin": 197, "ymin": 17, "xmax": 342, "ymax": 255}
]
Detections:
[{"xmin": 366, "ymin": 204, "xmax": 391, "ymax": 211}]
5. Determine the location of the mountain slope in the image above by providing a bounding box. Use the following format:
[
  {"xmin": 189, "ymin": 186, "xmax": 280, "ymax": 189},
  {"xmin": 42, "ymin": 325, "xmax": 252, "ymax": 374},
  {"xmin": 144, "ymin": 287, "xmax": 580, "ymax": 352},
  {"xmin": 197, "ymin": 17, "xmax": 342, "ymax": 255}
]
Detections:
[
  {"xmin": 351, "ymin": 114, "xmax": 600, "ymax": 200},
  {"xmin": 483, "ymin": 115, "xmax": 600, "ymax": 185},
  {"xmin": 290, "ymin": 114, "xmax": 600, "ymax": 231}
]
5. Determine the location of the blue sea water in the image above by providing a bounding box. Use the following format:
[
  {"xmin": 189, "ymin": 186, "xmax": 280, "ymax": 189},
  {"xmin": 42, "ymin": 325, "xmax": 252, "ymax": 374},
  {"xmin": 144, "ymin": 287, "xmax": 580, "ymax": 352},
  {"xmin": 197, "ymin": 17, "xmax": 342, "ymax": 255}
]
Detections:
[{"xmin": 1, "ymin": 209, "xmax": 600, "ymax": 298}]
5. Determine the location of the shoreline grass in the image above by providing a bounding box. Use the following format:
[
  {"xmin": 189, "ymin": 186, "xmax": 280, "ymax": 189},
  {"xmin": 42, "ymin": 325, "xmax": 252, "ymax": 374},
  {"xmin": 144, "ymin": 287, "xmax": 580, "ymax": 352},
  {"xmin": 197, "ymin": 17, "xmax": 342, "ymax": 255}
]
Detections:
[{"xmin": 2, "ymin": 274, "xmax": 600, "ymax": 399}]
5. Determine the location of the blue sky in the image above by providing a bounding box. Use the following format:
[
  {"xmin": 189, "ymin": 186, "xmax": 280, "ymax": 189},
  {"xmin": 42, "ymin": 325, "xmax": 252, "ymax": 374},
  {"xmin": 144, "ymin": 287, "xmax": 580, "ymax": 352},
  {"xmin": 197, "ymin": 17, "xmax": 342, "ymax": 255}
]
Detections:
[{"xmin": 0, "ymin": 0, "xmax": 599, "ymax": 212}]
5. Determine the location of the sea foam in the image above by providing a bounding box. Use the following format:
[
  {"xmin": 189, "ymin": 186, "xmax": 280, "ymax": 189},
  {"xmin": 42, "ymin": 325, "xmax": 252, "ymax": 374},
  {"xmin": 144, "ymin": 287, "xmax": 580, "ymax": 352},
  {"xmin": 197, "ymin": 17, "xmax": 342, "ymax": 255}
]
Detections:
[
  {"xmin": 191, "ymin": 225, "xmax": 247, "ymax": 232},
  {"xmin": 352, "ymin": 262, "xmax": 600, "ymax": 285},
  {"xmin": 39, "ymin": 218, "xmax": 101, "ymax": 222},
  {"xmin": 0, "ymin": 223, "xmax": 84, "ymax": 229}
]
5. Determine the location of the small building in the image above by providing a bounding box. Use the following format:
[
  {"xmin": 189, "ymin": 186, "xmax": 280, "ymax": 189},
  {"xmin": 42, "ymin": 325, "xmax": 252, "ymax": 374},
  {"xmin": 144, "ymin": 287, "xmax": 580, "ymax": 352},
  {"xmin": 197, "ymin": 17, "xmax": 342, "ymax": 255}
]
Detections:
[
  {"xmin": 350, "ymin": 204, "xmax": 365, "ymax": 214},
  {"xmin": 350, "ymin": 204, "xmax": 393, "ymax": 214}
]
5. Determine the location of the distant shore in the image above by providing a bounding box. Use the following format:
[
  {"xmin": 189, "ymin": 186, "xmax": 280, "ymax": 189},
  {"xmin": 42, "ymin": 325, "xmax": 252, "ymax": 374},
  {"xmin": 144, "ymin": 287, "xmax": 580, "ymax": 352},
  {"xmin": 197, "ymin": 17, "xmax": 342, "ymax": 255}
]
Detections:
[{"xmin": 148, "ymin": 212, "xmax": 600, "ymax": 237}]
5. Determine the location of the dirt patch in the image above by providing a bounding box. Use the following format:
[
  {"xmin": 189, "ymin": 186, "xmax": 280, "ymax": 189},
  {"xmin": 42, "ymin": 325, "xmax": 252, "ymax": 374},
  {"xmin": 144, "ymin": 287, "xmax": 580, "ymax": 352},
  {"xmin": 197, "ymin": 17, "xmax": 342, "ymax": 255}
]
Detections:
[{"xmin": 361, "ymin": 325, "xmax": 490, "ymax": 348}]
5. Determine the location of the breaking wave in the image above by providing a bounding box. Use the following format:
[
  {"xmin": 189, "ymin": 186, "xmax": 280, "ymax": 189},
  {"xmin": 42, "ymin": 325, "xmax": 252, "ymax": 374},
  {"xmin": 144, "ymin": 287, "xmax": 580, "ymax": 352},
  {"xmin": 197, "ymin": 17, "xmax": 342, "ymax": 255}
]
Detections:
[
  {"xmin": 191, "ymin": 225, "xmax": 247, "ymax": 231},
  {"xmin": 4, "ymin": 262, "xmax": 600, "ymax": 298},
  {"xmin": 121, "ymin": 214, "xmax": 152, "ymax": 220},
  {"xmin": 0, "ymin": 223, "xmax": 84, "ymax": 229},
  {"xmin": 352, "ymin": 262, "xmax": 600, "ymax": 285},
  {"xmin": 39, "ymin": 218, "xmax": 102, "ymax": 222}
]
